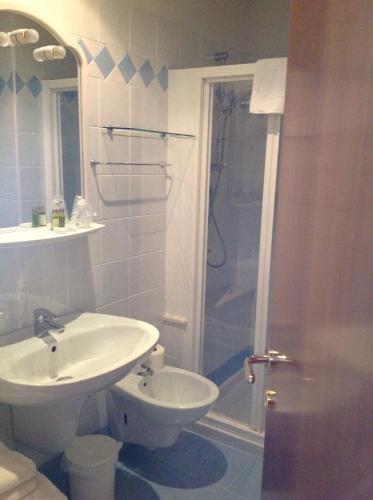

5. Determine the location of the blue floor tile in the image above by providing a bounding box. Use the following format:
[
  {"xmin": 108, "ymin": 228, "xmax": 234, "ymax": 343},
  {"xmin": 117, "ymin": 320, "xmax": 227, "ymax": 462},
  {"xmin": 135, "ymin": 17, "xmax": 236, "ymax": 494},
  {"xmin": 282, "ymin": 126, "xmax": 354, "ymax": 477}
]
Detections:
[
  {"xmin": 117, "ymin": 431, "xmax": 262, "ymax": 500},
  {"xmin": 39, "ymin": 430, "xmax": 262, "ymax": 500}
]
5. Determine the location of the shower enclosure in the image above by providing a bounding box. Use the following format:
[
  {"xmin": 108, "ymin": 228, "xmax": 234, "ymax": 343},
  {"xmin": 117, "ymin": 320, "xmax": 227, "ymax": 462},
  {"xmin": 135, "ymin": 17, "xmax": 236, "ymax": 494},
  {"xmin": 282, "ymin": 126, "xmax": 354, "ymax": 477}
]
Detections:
[
  {"xmin": 166, "ymin": 63, "xmax": 281, "ymax": 442},
  {"xmin": 203, "ymin": 80, "xmax": 268, "ymax": 428}
]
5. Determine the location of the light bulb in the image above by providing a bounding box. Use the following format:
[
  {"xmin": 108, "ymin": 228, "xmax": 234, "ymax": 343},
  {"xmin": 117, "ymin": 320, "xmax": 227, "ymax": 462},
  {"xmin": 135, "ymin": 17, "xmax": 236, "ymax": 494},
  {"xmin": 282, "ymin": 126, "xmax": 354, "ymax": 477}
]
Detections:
[
  {"xmin": 0, "ymin": 32, "xmax": 10, "ymax": 47},
  {"xmin": 8, "ymin": 28, "xmax": 39, "ymax": 45},
  {"xmin": 33, "ymin": 45, "xmax": 66, "ymax": 62}
]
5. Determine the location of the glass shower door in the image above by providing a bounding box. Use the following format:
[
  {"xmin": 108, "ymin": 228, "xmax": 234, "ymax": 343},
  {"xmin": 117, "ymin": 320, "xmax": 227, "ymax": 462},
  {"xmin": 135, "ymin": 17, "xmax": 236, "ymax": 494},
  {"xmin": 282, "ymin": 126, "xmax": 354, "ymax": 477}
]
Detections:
[{"xmin": 202, "ymin": 80, "xmax": 269, "ymax": 429}]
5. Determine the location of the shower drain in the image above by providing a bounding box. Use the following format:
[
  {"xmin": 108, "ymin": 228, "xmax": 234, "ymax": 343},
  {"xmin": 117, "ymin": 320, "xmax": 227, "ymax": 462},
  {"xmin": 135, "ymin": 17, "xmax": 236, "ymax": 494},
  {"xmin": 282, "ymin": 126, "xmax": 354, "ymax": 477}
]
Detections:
[{"xmin": 56, "ymin": 376, "xmax": 73, "ymax": 381}]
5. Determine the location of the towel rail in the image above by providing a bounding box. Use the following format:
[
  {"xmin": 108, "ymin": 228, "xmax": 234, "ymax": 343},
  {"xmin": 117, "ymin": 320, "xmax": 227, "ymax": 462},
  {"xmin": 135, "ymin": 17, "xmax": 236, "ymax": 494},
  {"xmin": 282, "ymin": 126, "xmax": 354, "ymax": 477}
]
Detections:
[{"xmin": 90, "ymin": 159, "xmax": 170, "ymax": 168}]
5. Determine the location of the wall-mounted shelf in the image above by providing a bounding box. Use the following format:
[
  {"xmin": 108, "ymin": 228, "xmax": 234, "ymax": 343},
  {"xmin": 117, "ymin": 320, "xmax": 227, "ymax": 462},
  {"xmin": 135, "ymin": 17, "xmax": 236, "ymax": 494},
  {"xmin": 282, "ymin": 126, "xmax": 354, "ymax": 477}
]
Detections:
[
  {"xmin": 102, "ymin": 125, "xmax": 195, "ymax": 139},
  {"xmin": 0, "ymin": 223, "xmax": 104, "ymax": 247}
]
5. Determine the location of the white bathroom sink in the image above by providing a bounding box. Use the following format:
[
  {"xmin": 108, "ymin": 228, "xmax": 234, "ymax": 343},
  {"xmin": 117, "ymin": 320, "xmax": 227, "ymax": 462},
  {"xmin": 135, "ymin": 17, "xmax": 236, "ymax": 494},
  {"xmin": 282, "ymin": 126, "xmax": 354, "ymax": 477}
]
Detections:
[{"xmin": 0, "ymin": 313, "xmax": 159, "ymax": 406}]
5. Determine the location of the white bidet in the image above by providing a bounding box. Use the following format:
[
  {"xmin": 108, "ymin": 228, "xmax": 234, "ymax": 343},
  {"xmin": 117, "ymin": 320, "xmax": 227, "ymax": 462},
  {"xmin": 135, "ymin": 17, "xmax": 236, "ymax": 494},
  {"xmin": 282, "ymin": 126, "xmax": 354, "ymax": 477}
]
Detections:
[{"xmin": 108, "ymin": 366, "xmax": 219, "ymax": 448}]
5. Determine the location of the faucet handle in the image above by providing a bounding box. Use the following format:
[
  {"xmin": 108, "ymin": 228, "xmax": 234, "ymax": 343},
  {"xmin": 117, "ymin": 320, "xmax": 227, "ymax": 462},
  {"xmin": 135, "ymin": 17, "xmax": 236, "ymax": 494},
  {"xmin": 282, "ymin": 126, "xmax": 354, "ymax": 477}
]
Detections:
[{"xmin": 34, "ymin": 308, "xmax": 57, "ymax": 322}]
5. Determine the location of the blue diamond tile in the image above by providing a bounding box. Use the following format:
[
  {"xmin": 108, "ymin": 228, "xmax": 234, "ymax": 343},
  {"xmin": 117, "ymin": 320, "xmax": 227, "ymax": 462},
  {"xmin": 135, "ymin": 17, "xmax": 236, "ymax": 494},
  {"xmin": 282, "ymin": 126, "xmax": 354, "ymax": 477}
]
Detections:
[
  {"xmin": 157, "ymin": 65, "xmax": 168, "ymax": 92},
  {"xmin": 61, "ymin": 90, "xmax": 78, "ymax": 104},
  {"xmin": 27, "ymin": 76, "xmax": 42, "ymax": 97},
  {"xmin": 7, "ymin": 74, "xmax": 13, "ymax": 92},
  {"xmin": 78, "ymin": 38, "xmax": 93, "ymax": 64},
  {"xmin": 95, "ymin": 47, "xmax": 115, "ymax": 79},
  {"xmin": 7, "ymin": 72, "xmax": 24, "ymax": 94},
  {"xmin": 117, "ymin": 53, "xmax": 136, "ymax": 83},
  {"xmin": 0, "ymin": 76, "xmax": 5, "ymax": 95},
  {"xmin": 138, "ymin": 60, "xmax": 155, "ymax": 88},
  {"xmin": 15, "ymin": 73, "xmax": 24, "ymax": 94}
]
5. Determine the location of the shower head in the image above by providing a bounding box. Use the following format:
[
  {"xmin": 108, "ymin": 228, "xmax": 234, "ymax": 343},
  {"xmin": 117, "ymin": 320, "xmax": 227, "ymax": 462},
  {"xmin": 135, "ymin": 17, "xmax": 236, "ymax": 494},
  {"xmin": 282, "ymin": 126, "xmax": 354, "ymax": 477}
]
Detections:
[
  {"xmin": 206, "ymin": 52, "xmax": 230, "ymax": 65},
  {"xmin": 214, "ymin": 52, "xmax": 229, "ymax": 64}
]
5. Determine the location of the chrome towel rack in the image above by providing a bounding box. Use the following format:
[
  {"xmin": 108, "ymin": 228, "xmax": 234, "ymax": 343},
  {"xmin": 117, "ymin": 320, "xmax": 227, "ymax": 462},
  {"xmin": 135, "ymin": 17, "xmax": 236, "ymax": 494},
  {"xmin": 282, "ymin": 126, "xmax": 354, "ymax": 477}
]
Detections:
[{"xmin": 90, "ymin": 159, "xmax": 170, "ymax": 168}]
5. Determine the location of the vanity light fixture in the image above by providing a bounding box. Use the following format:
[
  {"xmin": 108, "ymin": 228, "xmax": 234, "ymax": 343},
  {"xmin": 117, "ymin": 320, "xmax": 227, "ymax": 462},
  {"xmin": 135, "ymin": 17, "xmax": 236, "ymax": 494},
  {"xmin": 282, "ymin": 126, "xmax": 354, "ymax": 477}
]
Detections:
[
  {"xmin": 0, "ymin": 28, "xmax": 39, "ymax": 47},
  {"xmin": 0, "ymin": 32, "xmax": 9, "ymax": 47},
  {"xmin": 33, "ymin": 45, "xmax": 66, "ymax": 61}
]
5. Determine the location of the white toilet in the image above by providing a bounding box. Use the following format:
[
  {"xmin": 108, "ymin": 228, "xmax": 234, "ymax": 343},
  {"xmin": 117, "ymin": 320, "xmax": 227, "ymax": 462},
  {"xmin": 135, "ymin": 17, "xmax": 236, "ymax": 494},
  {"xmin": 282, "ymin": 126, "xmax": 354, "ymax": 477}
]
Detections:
[{"xmin": 108, "ymin": 364, "xmax": 219, "ymax": 448}]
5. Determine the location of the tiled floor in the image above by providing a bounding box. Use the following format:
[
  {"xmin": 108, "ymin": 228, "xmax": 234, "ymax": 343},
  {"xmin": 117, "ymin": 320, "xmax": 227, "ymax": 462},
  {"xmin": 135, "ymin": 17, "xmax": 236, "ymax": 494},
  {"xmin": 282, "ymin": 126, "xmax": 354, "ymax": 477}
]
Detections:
[{"xmin": 41, "ymin": 431, "xmax": 262, "ymax": 499}]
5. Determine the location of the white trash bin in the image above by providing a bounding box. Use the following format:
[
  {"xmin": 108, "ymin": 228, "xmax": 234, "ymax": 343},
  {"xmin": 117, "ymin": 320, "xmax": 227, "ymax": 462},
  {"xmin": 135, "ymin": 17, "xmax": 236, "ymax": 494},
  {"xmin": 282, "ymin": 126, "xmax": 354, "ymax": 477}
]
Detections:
[{"xmin": 63, "ymin": 435, "xmax": 122, "ymax": 500}]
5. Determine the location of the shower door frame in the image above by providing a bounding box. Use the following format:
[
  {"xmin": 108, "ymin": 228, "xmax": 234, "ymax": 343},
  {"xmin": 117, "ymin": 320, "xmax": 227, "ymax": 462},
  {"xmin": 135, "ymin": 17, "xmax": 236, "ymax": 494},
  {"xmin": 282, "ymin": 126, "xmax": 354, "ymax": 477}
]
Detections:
[{"xmin": 192, "ymin": 66, "xmax": 282, "ymax": 438}]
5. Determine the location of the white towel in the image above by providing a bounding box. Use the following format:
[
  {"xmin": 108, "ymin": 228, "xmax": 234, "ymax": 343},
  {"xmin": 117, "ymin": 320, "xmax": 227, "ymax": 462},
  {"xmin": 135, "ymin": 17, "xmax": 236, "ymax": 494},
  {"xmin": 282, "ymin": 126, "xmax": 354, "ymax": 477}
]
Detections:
[
  {"xmin": 0, "ymin": 478, "xmax": 37, "ymax": 500},
  {"xmin": 0, "ymin": 447, "xmax": 36, "ymax": 495},
  {"xmin": 250, "ymin": 58, "xmax": 287, "ymax": 114}
]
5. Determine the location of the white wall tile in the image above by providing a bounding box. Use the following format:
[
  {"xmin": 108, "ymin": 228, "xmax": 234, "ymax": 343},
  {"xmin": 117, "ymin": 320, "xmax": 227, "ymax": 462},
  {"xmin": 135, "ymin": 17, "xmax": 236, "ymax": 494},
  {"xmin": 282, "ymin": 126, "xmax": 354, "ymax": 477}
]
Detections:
[
  {"xmin": 101, "ymin": 218, "xmax": 130, "ymax": 263},
  {"xmin": 156, "ymin": 18, "xmax": 180, "ymax": 68},
  {"xmin": 85, "ymin": 77, "xmax": 100, "ymax": 127},
  {"xmin": 130, "ymin": 250, "xmax": 165, "ymax": 295},
  {"xmin": 98, "ymin": 0, "xmax": 130, "ymax": 49},
  {"xmin": 0, "ymin": 134, "xmax": 17, "ymax": 166},
  {"xmin": 0, "ymin": 248, "xmax": 19, "ymax": 286},
  {"xmin": 130, "ymin": 8, "xmax": 157, "ymax": 59},
  {"xmin": 130, "ymin": 286, "xmax": 164, "ymax": 326},
  {"xmin": 100, "ymin": 175, "xmax": 130, "ymax": 220},
  {"xmin": 19, "ymin": 167, "xmax": 45, "ymax": 200},
  {"xmin": 67, "ymin": 267, "xmax": 96, "ymax": 313},
  {"xmin": 179, "ymin": 30, "xmax": 203, "ymax": 69},
  {"xmin": 19, "ymin": 242, "xmax": 67, "ymax": 282},
  {"xmin": 129, "ymin": 213, "xmax": 166, "ymax": 256},
  {"xmin": 101, "ymin": 131, "xmax": 130, "ymax": 175},
  {"xmin": 130, "ymin": 135, "xmax": 167, "ymax": 175},
  {"xmin": 18, "ymin": 133, "xmax": 40, "ymax": 167},
  {"xmin": 101, "ymin": 80, "xmax": 130, "ymax": 128},
  {"xmin": 129, "ymin": 175, "xmax": 166, "ymax": 216},
  {"xmin": 96, "ymin": 297, "xmax": 130, "ymax": 317},
  {"xmin": 0, "ymin": 166, "xmax": 18, "ymax": 199},
  {"xmin": 100, "ymin": 258, "xmax": 130, "ymax": 305}
]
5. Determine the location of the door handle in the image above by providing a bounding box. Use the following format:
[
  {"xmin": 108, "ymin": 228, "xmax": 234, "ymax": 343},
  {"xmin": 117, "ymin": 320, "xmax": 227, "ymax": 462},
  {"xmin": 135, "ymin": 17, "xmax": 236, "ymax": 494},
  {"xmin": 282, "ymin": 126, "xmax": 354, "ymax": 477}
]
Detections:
[{"xmin": 244, "ymin": 350, "xmax": 291, "ymax": 384}]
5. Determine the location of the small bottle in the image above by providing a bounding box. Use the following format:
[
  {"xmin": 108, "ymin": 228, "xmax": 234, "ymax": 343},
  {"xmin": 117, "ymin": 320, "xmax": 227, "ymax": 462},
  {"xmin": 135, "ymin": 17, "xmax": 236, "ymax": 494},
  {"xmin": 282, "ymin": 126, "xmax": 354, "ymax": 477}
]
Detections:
[
  {"xmin": 32, "ymin": 207, "xmax": 39, "ymax": 227},
  {"xmin": 51, "ymin": 195, "xmax": 66, "ymax": 232},
  {"xmin": 39, "ymin": 206, "xmax": 47, "ymax": 226}
]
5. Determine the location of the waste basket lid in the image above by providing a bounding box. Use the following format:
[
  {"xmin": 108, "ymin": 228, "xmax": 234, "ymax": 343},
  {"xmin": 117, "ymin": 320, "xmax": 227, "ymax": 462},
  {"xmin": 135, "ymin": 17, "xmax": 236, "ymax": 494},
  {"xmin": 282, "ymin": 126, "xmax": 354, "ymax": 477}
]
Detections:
[{"xmin": 64, "ymin": 435, "xmax": 122, "ymax": 468}]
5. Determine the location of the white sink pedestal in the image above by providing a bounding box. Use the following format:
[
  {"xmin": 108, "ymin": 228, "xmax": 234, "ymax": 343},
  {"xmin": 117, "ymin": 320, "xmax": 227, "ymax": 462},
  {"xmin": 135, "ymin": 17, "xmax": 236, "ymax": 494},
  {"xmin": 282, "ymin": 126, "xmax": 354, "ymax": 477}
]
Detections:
[{"xmin": 12, "ymin": 396, "xmax": 88, "ymax": 454}]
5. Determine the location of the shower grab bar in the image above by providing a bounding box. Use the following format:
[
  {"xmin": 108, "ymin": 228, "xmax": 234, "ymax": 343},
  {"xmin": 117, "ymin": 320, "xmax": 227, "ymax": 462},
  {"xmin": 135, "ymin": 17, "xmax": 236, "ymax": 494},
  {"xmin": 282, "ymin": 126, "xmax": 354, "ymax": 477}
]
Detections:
[{"xmin": 90, "ymin": 159, "xmax": 170, "ymax": 168}]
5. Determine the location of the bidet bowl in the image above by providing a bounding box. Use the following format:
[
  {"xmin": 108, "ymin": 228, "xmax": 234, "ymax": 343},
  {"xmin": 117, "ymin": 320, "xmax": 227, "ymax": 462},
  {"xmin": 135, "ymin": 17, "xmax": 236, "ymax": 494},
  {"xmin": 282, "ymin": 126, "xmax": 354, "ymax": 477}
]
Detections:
[
  {"xmin": 0, "ymin": 312, "xmax": 159, "ymax": 406},
  {"xmin": 114, "ymin": 366, "xmax": 220, "ymax": 426}
]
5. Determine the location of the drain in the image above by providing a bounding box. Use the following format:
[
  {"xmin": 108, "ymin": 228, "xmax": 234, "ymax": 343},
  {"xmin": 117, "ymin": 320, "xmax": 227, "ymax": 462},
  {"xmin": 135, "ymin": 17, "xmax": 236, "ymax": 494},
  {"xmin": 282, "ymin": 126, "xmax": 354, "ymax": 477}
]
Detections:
[{"xmin": 56, "ymin": 376, "xmax": 73, "ymax": 381}]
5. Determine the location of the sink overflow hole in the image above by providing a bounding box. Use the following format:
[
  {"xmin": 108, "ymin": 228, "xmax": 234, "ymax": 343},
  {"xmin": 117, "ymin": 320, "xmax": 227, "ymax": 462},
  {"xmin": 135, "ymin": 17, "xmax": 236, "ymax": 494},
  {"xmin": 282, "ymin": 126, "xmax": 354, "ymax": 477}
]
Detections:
[{"xmin": 51, "ymin": 346, "xmax": 57, "ymax": 352}]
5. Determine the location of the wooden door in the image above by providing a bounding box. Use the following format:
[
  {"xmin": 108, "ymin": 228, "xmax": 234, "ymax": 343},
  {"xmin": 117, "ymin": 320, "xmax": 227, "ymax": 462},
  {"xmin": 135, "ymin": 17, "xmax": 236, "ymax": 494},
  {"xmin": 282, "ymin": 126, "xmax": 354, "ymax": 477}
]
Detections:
[{"xmin": 261, "ymin": 1, "xmax": 373, "ymax": 499}]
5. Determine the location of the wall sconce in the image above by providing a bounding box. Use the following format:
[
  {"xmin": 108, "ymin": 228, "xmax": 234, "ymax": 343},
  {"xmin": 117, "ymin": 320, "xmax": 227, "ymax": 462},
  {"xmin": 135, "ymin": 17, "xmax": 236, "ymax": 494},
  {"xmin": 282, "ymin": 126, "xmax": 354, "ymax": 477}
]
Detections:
[
  {"xmin": 0, "ymin": 28, "xmax": 39, "ymax": 47},
  {"xmin": 33, "ymin": 45, "xmax": 66, "ymax": 62}
]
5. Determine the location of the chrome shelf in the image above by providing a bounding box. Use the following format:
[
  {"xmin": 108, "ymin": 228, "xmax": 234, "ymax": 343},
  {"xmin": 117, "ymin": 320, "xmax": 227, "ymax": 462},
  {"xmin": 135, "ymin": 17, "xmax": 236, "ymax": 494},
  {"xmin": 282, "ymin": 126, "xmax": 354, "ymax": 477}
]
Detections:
[{"xmin": 102, "ymin": 125, "xmax": 195, "ymax": 139}]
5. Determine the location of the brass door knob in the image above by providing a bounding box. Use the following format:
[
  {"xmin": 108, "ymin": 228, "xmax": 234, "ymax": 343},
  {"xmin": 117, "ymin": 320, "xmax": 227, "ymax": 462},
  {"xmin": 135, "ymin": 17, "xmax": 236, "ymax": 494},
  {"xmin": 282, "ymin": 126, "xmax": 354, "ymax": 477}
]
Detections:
[{"xmin": 265, "ymin": 389, "xmax": 277, "ymax": 409}]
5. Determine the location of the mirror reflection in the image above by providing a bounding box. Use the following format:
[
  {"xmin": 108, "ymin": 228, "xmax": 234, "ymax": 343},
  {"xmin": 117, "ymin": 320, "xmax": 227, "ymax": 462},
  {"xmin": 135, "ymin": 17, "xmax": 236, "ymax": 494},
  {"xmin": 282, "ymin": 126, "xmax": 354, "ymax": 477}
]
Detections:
[{"xmin": 0, "ymin": 12, "xmax": 81, "ymax": 228}]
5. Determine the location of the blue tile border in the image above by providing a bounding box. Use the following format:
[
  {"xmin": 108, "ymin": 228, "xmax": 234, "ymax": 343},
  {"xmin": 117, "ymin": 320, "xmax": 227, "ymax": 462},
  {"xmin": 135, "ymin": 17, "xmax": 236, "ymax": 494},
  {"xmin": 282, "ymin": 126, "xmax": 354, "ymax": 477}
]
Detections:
[
  {"xmin": 95, "ymin": 47, "xmax": 116, "ymax": 79},
  {"xmin": 78, "ymin": 38, "xmax": 169, "ymax": 92},
  {"xmin": 1, "ymin": 72, "xmax": 42, "ymax": 97}
]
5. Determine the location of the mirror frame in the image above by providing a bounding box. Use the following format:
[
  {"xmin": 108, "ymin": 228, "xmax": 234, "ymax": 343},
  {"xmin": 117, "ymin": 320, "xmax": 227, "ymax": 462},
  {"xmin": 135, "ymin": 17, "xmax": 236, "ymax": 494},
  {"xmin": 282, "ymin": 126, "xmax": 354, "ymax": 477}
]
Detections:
[{"xmin": 0, "ymin": 1, "xmax": 87, "ymax": 210}]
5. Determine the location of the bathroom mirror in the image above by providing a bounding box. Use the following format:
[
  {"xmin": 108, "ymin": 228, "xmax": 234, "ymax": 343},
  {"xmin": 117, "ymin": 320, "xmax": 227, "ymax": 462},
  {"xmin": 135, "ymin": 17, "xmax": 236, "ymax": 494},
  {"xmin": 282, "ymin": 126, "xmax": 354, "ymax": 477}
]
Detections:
[{"xmin": 0, "ymin": 12, "xmax": 81, "ymax": 228}]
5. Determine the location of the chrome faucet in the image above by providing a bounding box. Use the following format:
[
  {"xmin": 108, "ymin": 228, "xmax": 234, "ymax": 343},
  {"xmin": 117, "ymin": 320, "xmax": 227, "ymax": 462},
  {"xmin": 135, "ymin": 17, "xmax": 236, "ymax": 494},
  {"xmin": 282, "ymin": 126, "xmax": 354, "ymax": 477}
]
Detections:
[
  {"xmin": 34, "ymin": 308, "xmax": 65, "ymax": 337},
  {"xmin": 137, "ymin": 361, "xmax": 154, "ymax": 377}
]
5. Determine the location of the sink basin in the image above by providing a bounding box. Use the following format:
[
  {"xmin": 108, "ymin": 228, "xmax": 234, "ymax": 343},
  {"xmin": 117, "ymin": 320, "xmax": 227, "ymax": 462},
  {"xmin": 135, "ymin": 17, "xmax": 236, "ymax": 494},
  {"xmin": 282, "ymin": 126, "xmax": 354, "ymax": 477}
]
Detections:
[{"xmin": 0, "ymin": 312, "xmax": 159, "ymax": 406}]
